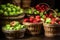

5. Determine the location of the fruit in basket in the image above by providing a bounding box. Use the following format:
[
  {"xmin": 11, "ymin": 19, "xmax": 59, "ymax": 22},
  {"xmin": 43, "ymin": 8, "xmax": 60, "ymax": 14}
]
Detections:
[
  {"xmin": 0, "ymin": 3, "xmax": 23, "ymax": 16},
  {"xmin": 35, "ymin": 3, "xmax": 49, "ymax": 12},
  {"xmin": 45, "ymin": 18, "xmax": 51, "ymax": 24},
  {"xmin": 44, "ymin": 17, "xmax": 60, "ymax": 24},
  {"xmin": 3, "ymin": 21, "xmax": 26, "ymax": 31},
  {"xmin": 23, "ymin": 16, "xmax": 43, "ymax": 23}
]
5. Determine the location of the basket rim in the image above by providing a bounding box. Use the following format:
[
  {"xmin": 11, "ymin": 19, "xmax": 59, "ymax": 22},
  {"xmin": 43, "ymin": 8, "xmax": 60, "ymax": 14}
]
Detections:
[
  {"xmin": 1, "ymin": 14, "xmax": 25, "ymax": 19},
  {"xmin": 2, "ymin": 28, "xmax": 26, "ymax": 32},
  {"xmin": 43, "ymin": 23, "xmax": 60, "ymax": 27}
]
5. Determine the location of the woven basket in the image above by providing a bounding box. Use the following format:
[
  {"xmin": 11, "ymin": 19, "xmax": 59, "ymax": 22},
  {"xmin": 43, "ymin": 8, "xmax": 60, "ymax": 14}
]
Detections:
[
  {"xmin": 0, "ymin": 14, "xmax": 25, "ymax": 26},
  {"xmin": 43, "ymin": 23, "xmax": 60, "ymax": 37},
  {"xmin": 36, "ymin": 3, "xmax": 50, "ymax": 11},
  {"xmin": 2, "ymin": 28, "xmax": 26, "ymax": 39},
  {"xmin": 23, "ymin": 22, "xmax": 43, "ymax": 35}
]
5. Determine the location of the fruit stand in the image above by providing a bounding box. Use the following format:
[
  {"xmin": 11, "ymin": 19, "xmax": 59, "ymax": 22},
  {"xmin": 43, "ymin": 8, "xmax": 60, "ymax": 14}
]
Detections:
[{"xmin": 0, "ymin": 0, "xmax": 60, "ymax": 40}]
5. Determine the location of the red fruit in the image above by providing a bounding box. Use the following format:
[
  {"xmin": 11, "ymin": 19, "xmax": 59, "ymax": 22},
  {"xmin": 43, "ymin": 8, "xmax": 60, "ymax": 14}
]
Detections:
[
  {"xmin": 30, "ymin": 16, "xmax": 34, "ymax": 19},
  {"xmin": 36, "ymin": 5, "xmax": 40, "ymax": 8},
  {"xmin": 36, "ymin": 19, "xmax": 40, "ymax": 22},
  {"xmin": 33, "ymin": 20, "xmax": 38, "ymax": 23},
  {"xmin": 40, "ymin": 9, "xmax": 45, "ymax": 12},
  {"xmin": 29, "ymin": 18, "xmax": 34, "ymax": 22},
  {"xmin": 24, "ymin": 18, "xmax": 28, "ymax": 22},
  {"xmin": 50, "ymin": 21, "xmax": 55, "ymax": 24},
  {"xmin": 45, "ymin": 14, "xmax": 48, "ymax": 17},
  {"xmin": 58, "ymin": 21, "xmax": 60, "ymax": 24},
  {"xmin": 35, "ymin": 15, "xmax": 40, "ymax": 19},
  {"xmin": 41, "ymin": 5, "xmax": 44, "ymax": 7}
]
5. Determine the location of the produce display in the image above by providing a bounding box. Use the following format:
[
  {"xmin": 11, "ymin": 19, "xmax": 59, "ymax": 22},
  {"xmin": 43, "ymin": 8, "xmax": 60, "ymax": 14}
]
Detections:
[
  {"xmin": 23, "ymin": 15, "xmax": 44, "ymax": 23},
  {"xmin": 1, "ymin": 2, "xmax": 60, "ymax": 38},
  {"xmin": 2, "ymin": 21, "xmax": 25, "ymax": 30},
  {"xmin": 0, "ymin": 3, "xmax": 23, "ymax": 16}
]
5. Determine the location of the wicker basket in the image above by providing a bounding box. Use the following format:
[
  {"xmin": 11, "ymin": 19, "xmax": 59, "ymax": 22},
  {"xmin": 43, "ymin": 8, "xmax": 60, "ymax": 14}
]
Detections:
[
  {"xmin": 2, "ymin": 28, "xmax": 26, "ymax": 39},
  {"xmin": 35, "ymin": 3, "xmax": 50, "ymax": 11},
  {"xmin": 43, "ymin": 23, "xmax": 60, "ymax": 37},
  {"xmin": 0, "ymin": 14, "xmax": 25, "ymax": 26},
  {"xmin": 23, "ymin": 22, "xmax": 43, "ymax": 35}
]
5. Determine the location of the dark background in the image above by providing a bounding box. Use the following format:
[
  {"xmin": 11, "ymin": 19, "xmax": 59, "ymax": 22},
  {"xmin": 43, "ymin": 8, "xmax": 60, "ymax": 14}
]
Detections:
[{"xmin": 0, "ymin": 0, "xmax": 60, "ymax": 9}]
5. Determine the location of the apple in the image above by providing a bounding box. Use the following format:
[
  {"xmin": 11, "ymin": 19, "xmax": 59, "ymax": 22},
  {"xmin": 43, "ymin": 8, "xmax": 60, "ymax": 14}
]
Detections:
[
  {"xmin": 33, "ymin": 20, "xmax": 37, "ymax": 23},
  {"xmin": 35, "ymin": 15, "xmax": 40, "ymax": 19},
  {"xmin": 45, "ymin": 18, "xmax": 51, "ymax": 24},
  {"xmin": 24, "ymin": 18, "xmax": 29, "ymax": 22}
]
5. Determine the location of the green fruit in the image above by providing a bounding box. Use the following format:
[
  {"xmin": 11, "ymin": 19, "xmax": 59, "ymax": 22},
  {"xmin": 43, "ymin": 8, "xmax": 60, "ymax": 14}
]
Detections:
[
  {"xmin": 9, "ymin": 12, "xmax": 14, "ymax": 15},
  {"xmin": 7, "ymin": 8, "xmax": 11, "ymax": 12},
  {"xmin": 20, "ymin": 25, "xmax": 25, "ymax": 29},
  {"xmin": 36, "ymin": 11, "xmax": 39, "ymax": 14},
  {"xmin": 9, "ymin": 27, "xmax": 13, "ymax": 30},
  {"xmin": 40, "ymin": 12, "xmax": 44, "ymax": 17},
  {"xmin": 12, "ymin": 8, "xmax": 16, "ymax": 12},
  {"xmin": 14, "ymin": 25, "xmax": 21, "ymax": 30},
  {"xmin": 1, "ymin": 5, "xmax": 6, "ymax": 9},
  {"xmin": 9, "ymin": 4, "xmax": 14, "ymax": 7},
  {"xmin": 5, "ymin": 24, "xmax": 10, "ymax": 30},
  {"xmin": 34, "ymin": 11, "xmax": 37, "ymax": 14},
  {"xmin": 16, "ymin": 6, "xmax": 20, "ymax": 10},
  {"xmin": 0, "ymin": 10, "xmax": 3, "ymax": 13},
  {"xmin": 45, "ymin": 18, "xmax": 51, "ymax": 24},
  {"xmin": 4, "ymin": 11, "xmax": 8, "ymax": 16},
  {"xmin": 19, "ymin": 9, "xmax": 23, "ymax": 14}
]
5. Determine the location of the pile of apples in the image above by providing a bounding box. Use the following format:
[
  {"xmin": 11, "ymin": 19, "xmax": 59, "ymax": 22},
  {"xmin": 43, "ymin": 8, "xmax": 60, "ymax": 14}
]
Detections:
[
  {"xmin": 35, "ymin": 3, "xmax": 50, "ymax": 12},
  {"xmin": 45, "ymin": 17, "xmax": 60, "ymax": 24},
  {"xmin": 3, "ymin": 21, "xmax": 25, "ymax": 30},
  {"xmin": 0, "ymin": 3, "xmax": 23, "ymax": 16},
  {"xmin": 23, "ymin": 15, "xmax": 43, "ymax": 23}
]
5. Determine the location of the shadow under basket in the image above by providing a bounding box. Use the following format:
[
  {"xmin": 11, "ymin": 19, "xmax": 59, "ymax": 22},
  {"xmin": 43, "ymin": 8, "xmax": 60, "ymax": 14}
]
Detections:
[
  {"xmin": 2, "ymin": 28, "xmax": 26, "ymax": 39},
  {"xmin": 23, "ymin": 22, "xmax": 43, "ymax": 36},
  {"xmin": 43, "ymin": 23, "xmax": 60, "ymax": 37}
]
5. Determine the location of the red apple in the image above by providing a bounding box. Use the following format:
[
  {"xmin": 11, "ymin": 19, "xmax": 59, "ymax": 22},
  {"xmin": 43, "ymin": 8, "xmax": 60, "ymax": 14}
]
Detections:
[
  {"xmin": 30, "ymin": 16, "xmax": 34, "ymax": 19},
  {"xmin": 35, "ymin": 15, "xmax": 40, "ymax": 19},
  {"xmin": 29, "ymin": 18, "xmax": 34, "ymax": 22},
  {"xmin": 33, "ymin": 20, "xmax": 38, "ymax": 23},
  {"xmin": 36, "ymin": 18, "xmax": 40, "ymax": 22},
  {"xmin": 24, "ymin": 18, "xmax": 29, "ymax": 22},
  {"xmin": 58, "ymin": 21, "xmax": 60, "ymax": 24}
]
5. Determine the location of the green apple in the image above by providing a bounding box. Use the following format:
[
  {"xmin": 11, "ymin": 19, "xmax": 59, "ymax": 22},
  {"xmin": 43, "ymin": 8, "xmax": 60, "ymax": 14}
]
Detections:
[
  {"xmin": 34, "ymin": 11, "xmax": 37, "ymax": 14},
  {"xmin": 0, "ymin": 10, "xmax": 3, "ymax": 14},
  {"xmin": 9, "ymin": 27, "xmax": 13, "ymax": 30},
  {"xmin": 5, "ymin": 24, "xmax": 10, "ymax": 30},
  {"xmin": 45, "ymin": 18, "xmax": 51, "ymax": 24},
  {"xmin": 1, "ymin": 5, "xmax": 6, "ymax": 9},
  {"xmin": 7, "ymin": 7, "xmax": 11, "ymax": 12},
  {"xmin": 19, "ymin": 9, "xmax": 23, "ymax": 14},
  {"xmin": 20, "ymin": 25, "xmax": 25, "ymax": 29},
  {"xmin": 15, "ymin": 25, "xmax": 21, "ymax": 30},
  {"xmin": 4, "ymin": 11, "xmax": 8, "ymax": 16},
  {"xmin": 12, "ymin": 8, "xmax": 16, "ymax": 12},
  {"xmin": 9, "ymin": 12, "xmax": 14, "ymax": 15}
]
